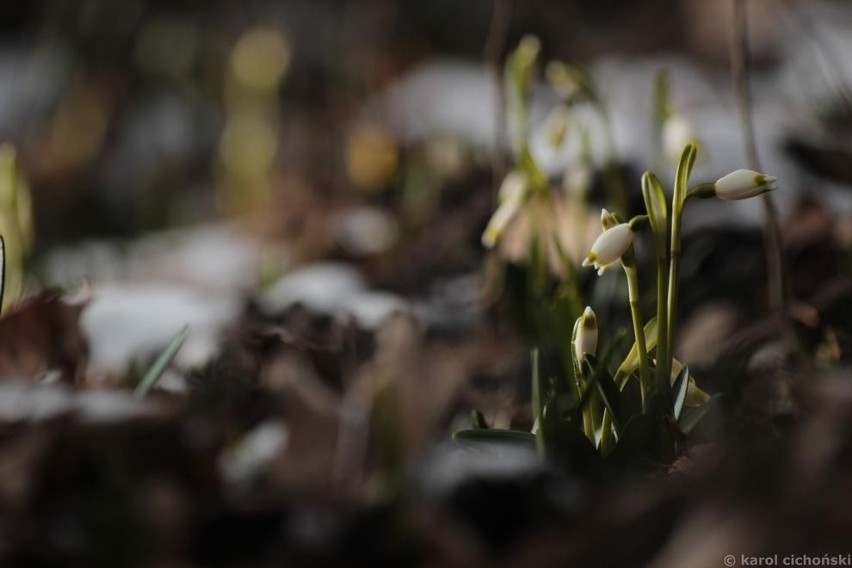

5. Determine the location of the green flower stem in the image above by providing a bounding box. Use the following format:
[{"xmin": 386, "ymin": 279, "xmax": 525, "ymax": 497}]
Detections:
[
  {"xmin": 686, "ymin": 182, "xmax": 716, "ymax": 199},
  {"xmin": 654, "ymin": 248, "xmax": 670, "ymax": 397},
  {"xmin": 623, "ymin": 261, "xmax": 651, "ymax": 411},
  {"xmin": 665, "ymin": 144, "xmax": 696, "ymax": 398},
  {"xmin": 665, "ymin": 205, "xmax": 683, "ymax": 386}
]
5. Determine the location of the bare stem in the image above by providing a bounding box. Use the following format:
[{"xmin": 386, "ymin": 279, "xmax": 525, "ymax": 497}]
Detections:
[
  {"xmin": 654, "ymin": 252, "xmax": 670, "ymax": 396},
  {"xmin": 665, "ymin": 210, "xmax": 682, "ymax": 382},
  {"xmin": 729, "ymin": 0, "xmax": 789, "ymax": 335}
]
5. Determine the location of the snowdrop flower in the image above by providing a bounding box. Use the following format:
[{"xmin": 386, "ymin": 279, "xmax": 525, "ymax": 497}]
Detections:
[
  {"xmin": 582, "ymin": 221, "xmax": 635, "ymax": 275},
  {"xmin": 714, "ymin": 169, "xmax": 777, "ymax": 200},
  {"xmin": 573, "ymin": 306, "xmax": 598, "ymax": 360},
  {"xmin": 482, "ymin": 171, "xmax": 529, "ymax": 249}
]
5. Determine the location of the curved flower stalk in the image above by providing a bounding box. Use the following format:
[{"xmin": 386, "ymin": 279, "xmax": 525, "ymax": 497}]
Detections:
[
  {"xmin": 583, "ymin": 212, "xmax": 652, "ymax": 405},
  {"xmin": 458, "ymin": 126, "xmax": 779, "ymax": 470},
  {"xmin": 582, "ymin": 142, "xmax": 778, "ymax": 419}
]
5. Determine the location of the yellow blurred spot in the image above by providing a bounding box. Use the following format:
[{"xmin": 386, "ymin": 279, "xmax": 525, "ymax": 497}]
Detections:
[
  {"xmin": 231, "ymin": 27, "xmax": 291, "ymax": 91},
  {"xmin": 346, "ymin": 124, "xmax": 398, "ymax": 192},
  {"xmin": 219, "ymin": 111, "xmax": 278, "ymax": 178}
]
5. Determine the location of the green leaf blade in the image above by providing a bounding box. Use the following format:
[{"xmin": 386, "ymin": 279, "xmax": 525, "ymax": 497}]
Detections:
[{"xmin": 133, "ymin": 324, "xmax": 190, "ymax": 400}]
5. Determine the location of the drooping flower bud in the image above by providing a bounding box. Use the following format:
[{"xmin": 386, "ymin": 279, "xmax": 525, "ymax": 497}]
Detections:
[
  {"xmin": 582, "ymin": 221, "xmax": 635, "ymax": 275},
  {"xmin": 573, "ymin": 306, "xmax": 598, "ymax": 360},
  {"xmin": 714, "ymin": 169, "xmax": 777, "ymax": 200}
]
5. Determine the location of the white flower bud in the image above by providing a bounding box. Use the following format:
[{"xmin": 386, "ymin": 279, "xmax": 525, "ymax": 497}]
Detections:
[
  {"xmin": 574, "ymin": 306, "xmax": 598, "ymax": 360},
  {"xmin": 582, "ymin": 222, "xmax": 635, "ymax": 275},
  {"xmin": 714, "ymin": 169, "xmax": 777, "ymax": 200}
]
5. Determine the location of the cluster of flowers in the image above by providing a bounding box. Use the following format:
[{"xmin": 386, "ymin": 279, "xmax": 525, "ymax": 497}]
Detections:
[{"xmin": 580, "ymin": 168, "xmax": 776, "ymax": 276}]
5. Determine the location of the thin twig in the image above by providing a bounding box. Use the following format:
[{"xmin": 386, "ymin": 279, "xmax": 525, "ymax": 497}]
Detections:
[
  {"xmin": 729, "ymin": 0, "xmax": 789, "ymax": 335},
  {"xmin": 484, "ymin": 0, "xmax": 512, "ymax": 198}
]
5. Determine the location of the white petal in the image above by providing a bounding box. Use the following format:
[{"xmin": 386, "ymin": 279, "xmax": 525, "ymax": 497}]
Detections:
[
  {"xmin": 714, "ymin": 169, "xmax": 777, "ymax": 200},
  {"xmin": 589, "ymin": 223, "xmax": 634, "ymax": 266}
]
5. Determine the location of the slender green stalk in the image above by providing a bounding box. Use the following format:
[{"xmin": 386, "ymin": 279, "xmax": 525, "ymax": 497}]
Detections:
[
  {"xmin": 665, "ymin": 209, "xmax": 682, "ymax": 380},
  {"xmin": 665, "ymin": 144, "xmax": 695, "ymax": 385},
  {"xmin": 654, "ymin": 250, "xmax": 670, "ymax": 393},
  {"xmin": 642, "ymin": 171, "xmax": 671, "ymax": 402},
  {"xmin": 623, "ymin": 263, "xmax": 651, "ymax": 411}
]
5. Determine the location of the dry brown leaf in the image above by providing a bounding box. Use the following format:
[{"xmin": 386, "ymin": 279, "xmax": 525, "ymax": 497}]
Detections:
[{"xmin": 0, "ymin": 290, "xmax": 88, "ymax": 385}]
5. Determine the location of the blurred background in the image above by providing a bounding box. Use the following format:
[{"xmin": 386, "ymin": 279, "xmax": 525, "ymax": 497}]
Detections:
[
  {"xmin": 1, "ymin": 0, "xmax": 848, "ymax": 244},
  {"xmin": 3, "ymin": 2, "xmax": 852, "ymax": 567},
  {"xmin": 0, "ymin": 0, "xmax": 849, "ymax": 379}
]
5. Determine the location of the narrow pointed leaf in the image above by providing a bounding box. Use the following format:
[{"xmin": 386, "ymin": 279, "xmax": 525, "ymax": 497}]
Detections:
[
  {"xmin": 134, "ymin": 324, "xmax": 190, "ymax": 399},
  {"xmin": 672, "ymin": 364, "xmax": 691, "ymax": 419},
  {"xmin": 673, "ymin": 143, "xmax": 698, "ymax": 214},
  {"xmin": 642, "ymin": 171, "xmax": 668, "ymax": 239},
  {"xmin": 614, "ymin": 317, "xmax": 658, "ymax": 387},
  {"xmin": 585, "ymin": 356, "xmax": 622, "ymax": 435}
]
